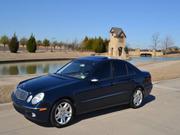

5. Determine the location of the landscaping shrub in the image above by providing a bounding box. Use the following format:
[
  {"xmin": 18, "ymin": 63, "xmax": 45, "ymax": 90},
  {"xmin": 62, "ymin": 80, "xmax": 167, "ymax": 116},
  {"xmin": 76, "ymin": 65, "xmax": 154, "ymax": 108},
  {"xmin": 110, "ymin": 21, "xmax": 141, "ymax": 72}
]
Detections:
[
  {"xmin": 81, "ymin": 36, "xmax": 108, "ymax": 53},
  {"xmin": 8, "ymin": 34, "xmax": 19, "ymax": 53},
  {"xmin": 26, "ymin": 35, "xmax": 37, "ymax": 53}
]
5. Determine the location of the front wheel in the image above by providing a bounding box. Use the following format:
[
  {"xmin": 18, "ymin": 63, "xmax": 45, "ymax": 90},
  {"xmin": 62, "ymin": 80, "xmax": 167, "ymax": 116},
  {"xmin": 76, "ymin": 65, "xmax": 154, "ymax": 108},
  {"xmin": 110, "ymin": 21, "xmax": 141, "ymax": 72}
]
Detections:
[
  {"xmin": 50, "ymin": 99, "xmax": 74, "ymax": 128},
  {"xmin": 130, "ymin": 88, "xmax": 144, "ymax": 108}
]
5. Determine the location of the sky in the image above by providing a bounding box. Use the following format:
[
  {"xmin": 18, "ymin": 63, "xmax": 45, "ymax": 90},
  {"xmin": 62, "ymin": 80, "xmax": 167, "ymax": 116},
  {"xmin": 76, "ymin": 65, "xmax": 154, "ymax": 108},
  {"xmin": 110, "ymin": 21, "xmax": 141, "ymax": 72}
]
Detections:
[{"xmin": 0, "ymin": 0, "xmax": 180, "ymax": 48}]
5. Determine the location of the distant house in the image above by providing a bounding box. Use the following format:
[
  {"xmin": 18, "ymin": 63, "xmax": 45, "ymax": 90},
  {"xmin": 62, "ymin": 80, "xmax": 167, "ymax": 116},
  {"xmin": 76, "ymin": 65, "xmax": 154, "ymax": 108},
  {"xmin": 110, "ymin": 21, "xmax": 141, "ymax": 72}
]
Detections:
[{"xmin": 108, "ymin": 27, "xmax": 127, "ymax": 59}]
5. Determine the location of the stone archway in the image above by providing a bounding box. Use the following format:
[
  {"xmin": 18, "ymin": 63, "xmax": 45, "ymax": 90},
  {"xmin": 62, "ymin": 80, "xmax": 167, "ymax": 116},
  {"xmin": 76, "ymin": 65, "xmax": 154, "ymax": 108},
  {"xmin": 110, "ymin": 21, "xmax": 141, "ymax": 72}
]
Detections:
[
  {"xmin": 110, "ymin": 48, "xmax": 113, "ymax": 56},
  {"xmin": 118, "ymin": 47, "xmax": 122, "ymax": 56}
]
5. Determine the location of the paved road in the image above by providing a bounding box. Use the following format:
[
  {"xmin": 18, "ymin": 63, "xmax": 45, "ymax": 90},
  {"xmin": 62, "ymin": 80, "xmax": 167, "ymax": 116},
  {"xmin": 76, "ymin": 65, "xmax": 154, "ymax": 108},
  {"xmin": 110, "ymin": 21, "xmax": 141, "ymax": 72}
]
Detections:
[{"xmin": 0, "ymin": 78, "xmax": 180, "ymax": 135}]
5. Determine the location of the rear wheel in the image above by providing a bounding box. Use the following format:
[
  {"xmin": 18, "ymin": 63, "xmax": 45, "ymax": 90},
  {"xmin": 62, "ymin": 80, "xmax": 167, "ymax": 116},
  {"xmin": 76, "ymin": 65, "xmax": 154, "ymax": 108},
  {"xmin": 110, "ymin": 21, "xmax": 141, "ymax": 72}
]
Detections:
[
  {"xmin": 130, "ymin": 88, "xmax": 143, "ymax": 108},
  {"xmin": 50, "ymin": 99, "xmax": 74, "ymax": 128}
]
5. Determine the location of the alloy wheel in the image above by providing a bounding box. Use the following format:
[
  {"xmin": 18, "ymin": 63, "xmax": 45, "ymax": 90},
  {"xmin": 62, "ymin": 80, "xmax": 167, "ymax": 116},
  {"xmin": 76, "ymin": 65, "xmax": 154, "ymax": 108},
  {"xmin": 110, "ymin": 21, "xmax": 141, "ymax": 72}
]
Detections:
[
  {"xmin": 133, "ymin": 89, "xmax": 143, "ymax": 107},
  {"xmin": 54, "ymin": 102, "xmax": 73, "ymax": 125}
]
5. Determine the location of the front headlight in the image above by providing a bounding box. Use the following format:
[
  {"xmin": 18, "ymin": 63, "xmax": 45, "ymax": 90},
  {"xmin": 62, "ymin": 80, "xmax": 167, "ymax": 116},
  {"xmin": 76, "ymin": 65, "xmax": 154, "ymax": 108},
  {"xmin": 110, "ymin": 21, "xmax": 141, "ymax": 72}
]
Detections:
[{"xmin": 31, "ymin": 93, "xmax": 45, "ymax": 105}]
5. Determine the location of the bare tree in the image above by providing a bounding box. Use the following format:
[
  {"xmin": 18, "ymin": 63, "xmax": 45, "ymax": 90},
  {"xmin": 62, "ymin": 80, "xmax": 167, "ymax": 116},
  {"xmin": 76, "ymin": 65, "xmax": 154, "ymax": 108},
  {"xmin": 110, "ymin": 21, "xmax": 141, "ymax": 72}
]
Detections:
[
  {"xmin": 52, "ymin": 41, "xmax": 58, "ymax": 50},
  {"xmin": 71, "ymin": 39, "xmax": 79, "ymax": 50},
  {"xmin": 151, "ymin": 33, "xmax": 160, "ymax": 51},
  {"xmin": 162, "ymin": 36, "xmax": 174, "ymax": 55},
  {"xmin": 20, "ymin": 37, "xmax": 27, "ymax": 48},
  {"xmin": 0, "ymin": 35, "xmax": 9, "ymax": 51}
]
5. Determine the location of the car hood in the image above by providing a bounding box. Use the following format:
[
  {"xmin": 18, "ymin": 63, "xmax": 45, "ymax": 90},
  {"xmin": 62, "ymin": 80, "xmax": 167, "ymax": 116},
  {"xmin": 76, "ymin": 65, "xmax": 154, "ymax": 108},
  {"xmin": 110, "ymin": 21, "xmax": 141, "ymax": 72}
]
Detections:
[{"xmin": 18, "ymin": 74, "xmax": 78, "ymax": 94}]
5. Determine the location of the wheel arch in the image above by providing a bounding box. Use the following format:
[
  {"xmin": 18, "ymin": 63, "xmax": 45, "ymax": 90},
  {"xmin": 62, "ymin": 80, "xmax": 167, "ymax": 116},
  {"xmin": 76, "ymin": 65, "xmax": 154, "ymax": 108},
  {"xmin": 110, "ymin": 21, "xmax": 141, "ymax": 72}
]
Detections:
[{"xmin": 134, "ymin": 85, "xmax": 145, "ymax": 95}]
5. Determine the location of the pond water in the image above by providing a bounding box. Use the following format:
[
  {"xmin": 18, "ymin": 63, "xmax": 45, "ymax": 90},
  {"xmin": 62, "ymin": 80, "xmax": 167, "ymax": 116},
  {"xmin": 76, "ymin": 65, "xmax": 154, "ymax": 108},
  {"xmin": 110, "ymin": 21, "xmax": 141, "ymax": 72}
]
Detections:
[
  {"xmin": 0, "ymin": 56, "xmax": 180, "ymax": 76},
  {"xmin": 0, "ymin": 61, "xmax": 69, "ymax": 76},
  {"xmin": 128, "ymin": 56, "xmax": 180, "ymax": 64}
]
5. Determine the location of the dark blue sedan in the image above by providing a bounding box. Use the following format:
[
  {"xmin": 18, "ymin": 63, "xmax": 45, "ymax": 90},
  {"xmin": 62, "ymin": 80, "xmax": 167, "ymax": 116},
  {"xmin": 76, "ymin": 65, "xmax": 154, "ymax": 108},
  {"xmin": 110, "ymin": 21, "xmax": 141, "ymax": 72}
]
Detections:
[{"xmin": 12, "ymin": 56, "xmax": 152, "ymax": 127}]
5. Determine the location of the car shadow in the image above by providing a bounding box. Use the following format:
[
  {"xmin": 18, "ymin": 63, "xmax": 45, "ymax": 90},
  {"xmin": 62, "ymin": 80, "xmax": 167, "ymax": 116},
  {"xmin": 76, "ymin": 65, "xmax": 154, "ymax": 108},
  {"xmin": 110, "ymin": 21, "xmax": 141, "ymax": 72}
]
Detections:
[
  {"xmin": 71, "ymin": 94, "xmax": 156, "ymax": 126},
  {"xmin": 26, "ymin": 117, "xmax": 53, "ymax": 128},
  {"xmin": 141, "ymin": 94, "xmax": 156, "ymax": 107},
  {"xmin": 30, "ymin": 94, "xmax": 156, "ymax": 128}
]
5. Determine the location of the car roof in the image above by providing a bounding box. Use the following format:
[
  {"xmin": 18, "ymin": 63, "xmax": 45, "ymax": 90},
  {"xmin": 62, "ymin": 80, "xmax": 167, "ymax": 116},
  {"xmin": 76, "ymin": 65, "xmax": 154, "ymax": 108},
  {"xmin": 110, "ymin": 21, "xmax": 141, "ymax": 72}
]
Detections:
[
  {"xmin": 77, "ymin": 56, "xmax": 126, "ymax": 63},
  {"xmin": 78, "ymin": 56, "xmax": 108, "ymax": 62}
]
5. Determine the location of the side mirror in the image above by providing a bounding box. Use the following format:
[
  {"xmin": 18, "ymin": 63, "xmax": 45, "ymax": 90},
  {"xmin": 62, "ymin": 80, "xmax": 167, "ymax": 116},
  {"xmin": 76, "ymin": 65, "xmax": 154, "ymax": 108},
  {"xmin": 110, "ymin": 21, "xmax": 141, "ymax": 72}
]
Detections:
[{"xmin": 90, "ymin": 78, "xmax": 99, "ymax": 83}]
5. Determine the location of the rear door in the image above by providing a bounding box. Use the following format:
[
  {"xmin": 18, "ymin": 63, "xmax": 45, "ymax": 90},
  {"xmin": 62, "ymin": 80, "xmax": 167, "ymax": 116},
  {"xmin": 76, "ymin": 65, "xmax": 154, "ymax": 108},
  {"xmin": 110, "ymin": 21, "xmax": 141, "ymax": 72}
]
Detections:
[{"xmin": 111, "ymin": 60, "xmax": 135, "ymax": 104}]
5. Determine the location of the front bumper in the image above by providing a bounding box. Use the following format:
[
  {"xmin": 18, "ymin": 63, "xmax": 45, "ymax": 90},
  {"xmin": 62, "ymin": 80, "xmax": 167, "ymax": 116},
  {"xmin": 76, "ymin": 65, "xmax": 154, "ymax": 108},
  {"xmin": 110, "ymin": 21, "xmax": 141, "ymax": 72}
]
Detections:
[{"xmin": 12, "ymin": 93, "xmax": 50, "ymax": 123}]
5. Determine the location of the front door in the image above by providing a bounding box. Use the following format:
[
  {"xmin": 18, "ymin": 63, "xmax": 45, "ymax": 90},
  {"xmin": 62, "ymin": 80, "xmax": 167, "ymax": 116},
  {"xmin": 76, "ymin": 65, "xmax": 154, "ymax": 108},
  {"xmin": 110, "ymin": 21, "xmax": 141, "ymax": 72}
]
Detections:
[{"xmin": 75, "ymin": 60, "xmax": 114, "ymax": 113}]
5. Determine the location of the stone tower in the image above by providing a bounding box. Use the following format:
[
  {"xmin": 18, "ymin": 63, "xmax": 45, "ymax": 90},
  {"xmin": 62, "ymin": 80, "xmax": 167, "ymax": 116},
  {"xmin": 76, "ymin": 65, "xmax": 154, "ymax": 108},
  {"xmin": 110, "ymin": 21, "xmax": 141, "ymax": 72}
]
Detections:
[{"xmin": 108, "ymin": 27, "xmax": 127, "ymax": 59}]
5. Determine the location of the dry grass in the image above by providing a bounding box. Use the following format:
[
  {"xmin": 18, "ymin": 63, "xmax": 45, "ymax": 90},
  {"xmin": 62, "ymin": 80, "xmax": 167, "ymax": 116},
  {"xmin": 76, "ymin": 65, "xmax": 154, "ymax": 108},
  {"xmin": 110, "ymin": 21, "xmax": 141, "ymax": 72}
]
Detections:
[{"xmin": 139, "ymin": 60, "xmax": 180, "ymax": 81}]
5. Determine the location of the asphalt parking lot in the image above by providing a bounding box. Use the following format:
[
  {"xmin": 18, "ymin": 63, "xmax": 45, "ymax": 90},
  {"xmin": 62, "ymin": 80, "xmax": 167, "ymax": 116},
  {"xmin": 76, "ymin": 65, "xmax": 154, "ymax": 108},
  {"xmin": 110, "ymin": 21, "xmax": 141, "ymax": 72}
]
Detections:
[{"xmin": 0, "ymin": 78, "xmax": 180, "ymax": 135}]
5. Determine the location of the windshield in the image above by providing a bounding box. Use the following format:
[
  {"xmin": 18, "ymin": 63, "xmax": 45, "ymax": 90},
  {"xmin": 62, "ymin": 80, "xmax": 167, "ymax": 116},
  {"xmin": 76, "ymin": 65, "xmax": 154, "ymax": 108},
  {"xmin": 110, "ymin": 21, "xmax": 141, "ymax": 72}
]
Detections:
[{"xmin": 56, "ymin": 60, "xmax": 97, "ymax": 79}]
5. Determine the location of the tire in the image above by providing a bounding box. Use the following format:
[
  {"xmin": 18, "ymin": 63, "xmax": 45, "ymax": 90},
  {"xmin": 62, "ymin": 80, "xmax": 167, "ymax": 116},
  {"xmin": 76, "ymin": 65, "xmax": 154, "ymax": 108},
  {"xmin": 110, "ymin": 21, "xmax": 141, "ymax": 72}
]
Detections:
[
  {"xmin": 130, "ymin": 88, "xmax": 144, "ymax": 108},
  {"xmin": 50, "ymin": 99, "xmax": 74, "ymax": 128}
]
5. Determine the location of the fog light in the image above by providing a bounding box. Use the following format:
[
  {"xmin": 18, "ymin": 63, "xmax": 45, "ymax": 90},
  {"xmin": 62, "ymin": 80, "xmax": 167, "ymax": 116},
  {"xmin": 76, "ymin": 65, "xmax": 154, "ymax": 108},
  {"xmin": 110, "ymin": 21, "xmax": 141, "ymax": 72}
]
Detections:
[
  {"xmin": 32, "ymin": 113, "xmax": 36, "ymax": 118},
  {"xmin": 27, "ymin": 95, "xmax": 33, "ymax": 103}
]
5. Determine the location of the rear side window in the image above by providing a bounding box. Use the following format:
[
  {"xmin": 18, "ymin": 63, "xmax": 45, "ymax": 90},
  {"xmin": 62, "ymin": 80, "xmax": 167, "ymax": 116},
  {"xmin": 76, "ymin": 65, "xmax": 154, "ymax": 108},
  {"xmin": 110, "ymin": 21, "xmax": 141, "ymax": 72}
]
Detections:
[
  {"xmin": 113, "ymin": 60, "xmax": 127, "ymax": 77},
  {"xmin": 93, "ymin": 61, "xmax": 111, "ymax": 80},
  {"xmin": 126, "ymin": 63, "xmax": 137, "ymax": 75}
]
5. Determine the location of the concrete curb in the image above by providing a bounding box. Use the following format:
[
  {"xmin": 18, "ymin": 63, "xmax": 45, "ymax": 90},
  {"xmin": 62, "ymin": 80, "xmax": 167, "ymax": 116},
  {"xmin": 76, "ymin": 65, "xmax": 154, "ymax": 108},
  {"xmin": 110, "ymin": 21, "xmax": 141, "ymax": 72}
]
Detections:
[
  {"xmin": 0, "ymin": 102, "xmax": 13, "ymax": 111},
  {"xmin": 152, "ymin": 81, "xmax": 160, "ymax": 85}
]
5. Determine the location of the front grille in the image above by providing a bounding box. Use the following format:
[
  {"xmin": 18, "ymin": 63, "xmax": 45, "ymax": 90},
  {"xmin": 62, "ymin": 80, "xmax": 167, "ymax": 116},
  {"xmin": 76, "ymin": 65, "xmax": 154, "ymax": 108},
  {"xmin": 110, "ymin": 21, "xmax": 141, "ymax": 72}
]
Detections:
[{"xmin": 15, "ymin": 88, "xmax": 29, "ymax": 101}]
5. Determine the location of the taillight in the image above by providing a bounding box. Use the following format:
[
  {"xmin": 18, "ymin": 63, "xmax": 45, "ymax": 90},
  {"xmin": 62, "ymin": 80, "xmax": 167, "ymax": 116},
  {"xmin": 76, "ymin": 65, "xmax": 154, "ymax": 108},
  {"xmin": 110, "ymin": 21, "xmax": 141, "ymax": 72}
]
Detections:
[{"xmin": 145, "ymin": 76, "xmax": 151, "ymax": 83}]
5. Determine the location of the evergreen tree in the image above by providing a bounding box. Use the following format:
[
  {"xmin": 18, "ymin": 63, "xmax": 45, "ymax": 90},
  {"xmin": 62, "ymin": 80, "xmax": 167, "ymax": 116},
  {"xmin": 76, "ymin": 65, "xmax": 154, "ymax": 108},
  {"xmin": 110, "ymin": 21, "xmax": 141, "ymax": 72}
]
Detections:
[
  {"xmin": 103, "ymin": 39, "xmax": 109, "ymax": 52},
  {"xmin": 86, "ymin": 38, "xmax": 93, "ymax": 50},
  {"xmin": 26, "ymin": 35, "xmax": 37, "ymax": 53},
  {"xmin": 81, "ymin": 36, "xmax": 89, "ymax": 49},
  {"xmin": 8, "ymin": 34, "xmax": 19, "ymax": 53},
  {"xmin": 93, "ymin": 37, "xmax": 106, "ymax": 53},
  {"xmin": 83, "ymin": 36, "xmax": 88, "ymax": 43},
  {"xmin": 81, "ymin": 36, "xmax": 109, "ymax": 53}
]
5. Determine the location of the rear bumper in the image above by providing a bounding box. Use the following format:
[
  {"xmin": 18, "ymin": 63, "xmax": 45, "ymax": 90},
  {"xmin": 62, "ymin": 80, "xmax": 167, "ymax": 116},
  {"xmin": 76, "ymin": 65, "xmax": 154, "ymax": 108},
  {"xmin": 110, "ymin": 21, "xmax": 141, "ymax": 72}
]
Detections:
[
  {"xmin": 144, "ymin": 83, "xmax": 153, "ymax": 97},
  {"xmin": 12, "ymin": 93, "xmax": 50, "ymax": 123}
]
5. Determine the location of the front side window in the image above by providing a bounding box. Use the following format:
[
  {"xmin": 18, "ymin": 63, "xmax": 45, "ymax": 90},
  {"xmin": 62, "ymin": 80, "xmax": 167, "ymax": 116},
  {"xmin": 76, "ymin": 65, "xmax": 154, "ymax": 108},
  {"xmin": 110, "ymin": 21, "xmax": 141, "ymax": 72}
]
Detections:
[
  {"xmin": 56, "ymin": 60, "xmax": 96, "ymax": 79},
  {"xmin": 113, "ymin": 60, "xmax": 127, "ymax": 77},
  {"xmin": 93, "ymin": 61, "xmax": 111, "ymax": 80}
]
